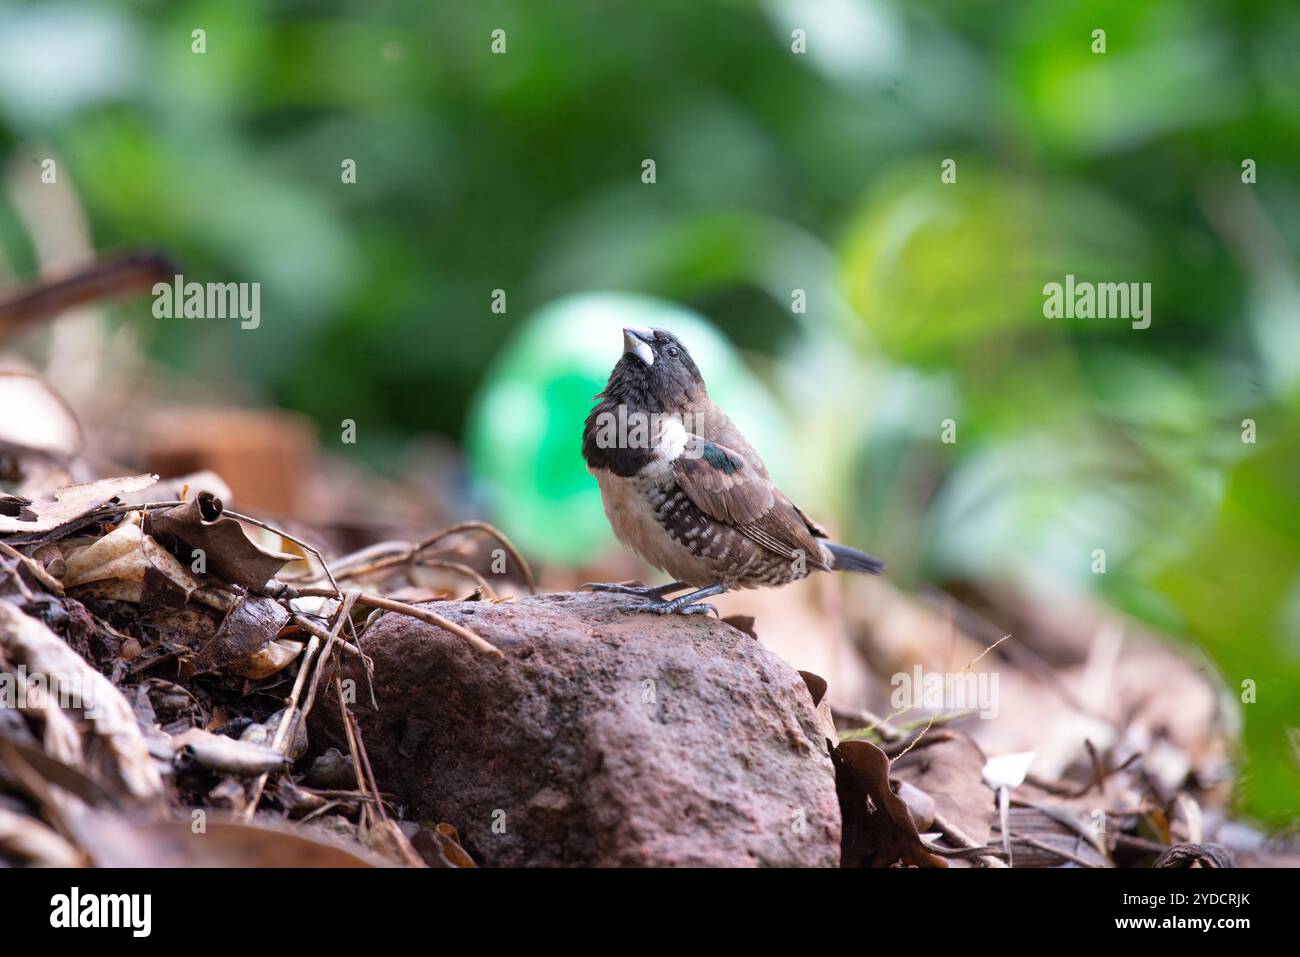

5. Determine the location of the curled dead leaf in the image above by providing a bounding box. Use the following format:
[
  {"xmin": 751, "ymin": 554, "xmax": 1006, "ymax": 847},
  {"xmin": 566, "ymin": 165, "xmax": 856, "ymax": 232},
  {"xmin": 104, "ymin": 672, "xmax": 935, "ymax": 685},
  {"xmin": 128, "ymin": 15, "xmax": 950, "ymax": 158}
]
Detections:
[
  {"xmin": 146, "ymin": 493, "xmax": 296, "ymax": 591},
  {"xmin": 798, "ymin": 670, "xmax": 838, "ymax": 750},
  {"xmin": 188, "ymin": 596, "xmax": 293, "ymax": 678},
  {"xmin": 832, "ymin": 739, "xmax": 947, "ymax": 868},
  {"xmin": 61, "ymin": 520, "xmax": 234, "ymax": 613},
  {"xmin": 412, "ymin": 822, "xmax": 478, "ymax": 868}
]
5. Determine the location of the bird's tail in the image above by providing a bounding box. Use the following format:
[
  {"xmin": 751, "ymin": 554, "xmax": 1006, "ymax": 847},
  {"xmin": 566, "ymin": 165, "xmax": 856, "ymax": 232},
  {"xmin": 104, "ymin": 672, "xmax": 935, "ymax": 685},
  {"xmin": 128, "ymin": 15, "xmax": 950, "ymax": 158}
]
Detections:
[{"xmin": 826, "ymin": 542, "xmax": 885, "ymax": 576}]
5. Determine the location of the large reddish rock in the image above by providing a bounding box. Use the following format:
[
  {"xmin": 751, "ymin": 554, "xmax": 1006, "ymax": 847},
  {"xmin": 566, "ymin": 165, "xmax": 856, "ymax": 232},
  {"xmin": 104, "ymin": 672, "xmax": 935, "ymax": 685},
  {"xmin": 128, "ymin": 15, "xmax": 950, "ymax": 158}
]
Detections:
[{"xmin": 314, "ymin": 591, "xmax": 840, "ymax": 866}]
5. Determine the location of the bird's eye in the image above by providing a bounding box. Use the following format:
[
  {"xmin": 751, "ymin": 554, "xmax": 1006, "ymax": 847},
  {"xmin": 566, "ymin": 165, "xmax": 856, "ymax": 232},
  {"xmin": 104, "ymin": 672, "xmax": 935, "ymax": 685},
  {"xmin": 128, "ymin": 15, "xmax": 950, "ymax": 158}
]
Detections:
[{"xmin": 666, "ymin": 346, "xmax": 680, "ymax": 359}]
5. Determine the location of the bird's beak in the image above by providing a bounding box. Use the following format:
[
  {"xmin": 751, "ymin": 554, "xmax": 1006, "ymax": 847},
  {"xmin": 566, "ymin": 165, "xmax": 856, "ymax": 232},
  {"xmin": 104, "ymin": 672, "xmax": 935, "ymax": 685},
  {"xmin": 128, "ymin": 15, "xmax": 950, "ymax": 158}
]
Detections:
[{"xmin": 623, "ymin": 326, "xmax": 654, "ymax": 366}]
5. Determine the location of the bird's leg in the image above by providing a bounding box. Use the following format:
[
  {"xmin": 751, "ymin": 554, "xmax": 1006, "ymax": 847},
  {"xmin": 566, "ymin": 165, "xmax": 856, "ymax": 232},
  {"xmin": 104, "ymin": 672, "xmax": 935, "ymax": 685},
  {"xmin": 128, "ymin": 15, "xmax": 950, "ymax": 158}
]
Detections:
[
  {"xmin": 583, "ymin": 580, "xmax": 689, "ymax": 599},
  {"xmin": 619, "ymin": 583, "xmax": 728, "ymax": 617}
]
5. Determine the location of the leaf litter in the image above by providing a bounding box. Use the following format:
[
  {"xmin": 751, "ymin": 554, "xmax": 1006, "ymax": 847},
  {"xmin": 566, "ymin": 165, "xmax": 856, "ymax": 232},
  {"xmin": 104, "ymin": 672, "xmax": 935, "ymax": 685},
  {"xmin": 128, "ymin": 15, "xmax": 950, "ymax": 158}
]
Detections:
[
  {"xmin": 1, "ymin": 259, "xmax": 1294, "ymax": 868},
  {"xmin": 0, "ymin": 456, "xmax": 514, "ymax": 866}
]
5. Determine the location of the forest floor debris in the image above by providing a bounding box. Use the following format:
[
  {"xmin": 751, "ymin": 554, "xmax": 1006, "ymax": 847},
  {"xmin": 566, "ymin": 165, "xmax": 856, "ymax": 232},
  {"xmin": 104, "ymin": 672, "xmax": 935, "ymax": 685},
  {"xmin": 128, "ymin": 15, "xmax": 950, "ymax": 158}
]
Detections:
[{"xmin": 1, "ymin": 363, "xmax": 1295, "ymax": 866}]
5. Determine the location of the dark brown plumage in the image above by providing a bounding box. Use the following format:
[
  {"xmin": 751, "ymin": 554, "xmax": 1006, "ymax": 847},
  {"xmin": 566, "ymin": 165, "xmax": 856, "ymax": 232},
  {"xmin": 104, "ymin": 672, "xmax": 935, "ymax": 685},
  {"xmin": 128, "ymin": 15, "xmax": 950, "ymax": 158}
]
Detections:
[{"xmin": 581, "ymin": 326, "xmax": 883, "ymax": 615}]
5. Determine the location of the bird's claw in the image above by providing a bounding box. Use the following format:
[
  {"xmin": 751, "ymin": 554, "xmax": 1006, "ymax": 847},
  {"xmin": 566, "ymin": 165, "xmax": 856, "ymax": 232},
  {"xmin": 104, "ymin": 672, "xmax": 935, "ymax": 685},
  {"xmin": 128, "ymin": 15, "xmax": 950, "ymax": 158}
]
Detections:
[
  {"xmin": 615, "ymin": 600, "xmax": 719, "ymax": 618},
  {"xmin": 675, "ymin": 603, "xmax": 719, "ymax": 618}
]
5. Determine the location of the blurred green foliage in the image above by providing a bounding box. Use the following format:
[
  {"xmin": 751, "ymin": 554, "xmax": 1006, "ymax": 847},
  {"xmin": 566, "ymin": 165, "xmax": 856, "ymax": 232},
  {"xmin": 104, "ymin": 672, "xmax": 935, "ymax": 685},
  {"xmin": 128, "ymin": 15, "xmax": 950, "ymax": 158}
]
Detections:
[{"xmin": 1, "ymin": 0, "xmax": 1298, "ymax": 822}]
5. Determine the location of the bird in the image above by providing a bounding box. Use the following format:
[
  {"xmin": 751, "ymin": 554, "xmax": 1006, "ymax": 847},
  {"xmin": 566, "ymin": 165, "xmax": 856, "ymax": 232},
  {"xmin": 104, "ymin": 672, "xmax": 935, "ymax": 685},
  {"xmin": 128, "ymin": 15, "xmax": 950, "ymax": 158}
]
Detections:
[{"xmin": 581, "ymin": 325, "xmax": 884, "ymax": 616}]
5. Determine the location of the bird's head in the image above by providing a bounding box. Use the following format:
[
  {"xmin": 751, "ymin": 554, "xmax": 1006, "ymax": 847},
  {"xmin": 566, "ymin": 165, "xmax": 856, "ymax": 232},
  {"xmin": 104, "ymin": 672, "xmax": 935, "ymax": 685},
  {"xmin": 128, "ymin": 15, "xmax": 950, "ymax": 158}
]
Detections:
[{"xmin": 607, "ymin": 326, "xmax": 705, "ymax": 410}]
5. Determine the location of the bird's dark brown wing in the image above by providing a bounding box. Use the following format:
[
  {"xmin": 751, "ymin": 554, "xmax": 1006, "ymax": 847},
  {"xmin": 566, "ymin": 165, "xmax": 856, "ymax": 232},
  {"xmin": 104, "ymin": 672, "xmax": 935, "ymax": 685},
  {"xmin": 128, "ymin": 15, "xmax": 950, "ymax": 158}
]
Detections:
[
  {"xmin": 672, "ymin": 437, "xmax": 830, "ymax": 568},
  {"xmin": 793, "ymin": 502, "xmax": 830, "ymax": 539}
]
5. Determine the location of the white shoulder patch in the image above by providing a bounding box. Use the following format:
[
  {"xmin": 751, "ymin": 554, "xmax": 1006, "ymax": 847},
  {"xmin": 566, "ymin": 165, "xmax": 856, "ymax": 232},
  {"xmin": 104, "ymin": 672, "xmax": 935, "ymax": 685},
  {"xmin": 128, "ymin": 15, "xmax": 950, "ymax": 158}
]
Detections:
[{"xmin": 654, "ymin": 416, "xmax": 689, "ymax": 462}]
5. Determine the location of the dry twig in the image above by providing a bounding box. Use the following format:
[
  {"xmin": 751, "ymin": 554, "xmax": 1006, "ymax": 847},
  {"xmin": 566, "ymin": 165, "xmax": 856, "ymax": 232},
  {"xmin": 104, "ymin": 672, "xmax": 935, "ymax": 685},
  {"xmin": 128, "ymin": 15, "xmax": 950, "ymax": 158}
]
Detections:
[
  {"xmin": 294, "ymin": 587, "xmax": 502, "ymax": 658},
  {"xmin": 242, "ymin": 591, "xmax": 359, "ymax": 820}
]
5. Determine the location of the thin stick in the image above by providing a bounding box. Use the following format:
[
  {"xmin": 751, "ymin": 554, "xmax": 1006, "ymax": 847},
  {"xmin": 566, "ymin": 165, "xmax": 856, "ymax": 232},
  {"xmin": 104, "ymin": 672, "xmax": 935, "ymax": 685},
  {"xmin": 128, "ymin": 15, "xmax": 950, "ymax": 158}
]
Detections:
[
  {"xmin": 241, "ymin": 632, "xmax": 318, "ymax": 820},
  {"xmin": 345, "ymin": 706, "xmax": 388, "ymax": 825},
  {"xmin": 298, "ymin": 788, "xmax": 383, "ymax": 802},
  {"xmin": 883, "ymin": 728, "xmax": 956, "ymax": 758},
  {"xmin": 295, "ymin": 587, "xmax": 502, "ymax": 658},
  {"xmin": 831, "ymin": 705, "xmax": 905, "ymax": 741},
  {"xmin": 0, "ymin": 557, "xmax": 33, "ymax": 600},
  {"xmin": 297, "ymin": 591, "xmax": 360, "ymax": 732},
  {"xmin": 0, "ymin": 251, "xmax": 177, "ymax": 343},
  {"xmin": 1012, "ymin": 833, "xmax": 1106, "ymax": 869},
  {"xmin": 329, "ymin": 550, "xmax": 410, "ymax": 581},
  {"xmin": 926, "ymin": 844, "xmax": 1010, "ymax": 861},
  {"xmin": 337, "ymin": 551, "xmax": 498, "ymax": 596},
  {"xmin": 290, "ymin": 614, "xmax": 367, "ymax": 661},
  {"xmin": 345, "ymin": 708, "xmax": 425, "ymax": 867},
  {"xmin": 418, "ymin": 559, "xmax": 497, "ymax": 598},
  {"xmin": 340, "ymin": 610, "xmax": 377, "ymax": 709},
  {"xmin": 335, "ymin": 678, "xmax": 371, "ymax": 828},
  {"xmin": 1113, "ymin": 833, "xmax": 1169, "ymax": 854},
  {"xmin": 241, "ymin": 591, "xmax": 357, "ymax": 820},
  {"xmin": 417, "ymin": 521, "xmax": 536, "ymax": 594},
  {"xmin": 329, "ymin": 526, "xmax": 532, "ymax": 597},
  {"xmin": 299, "ymin": 800, "xmax": 344, "ymax": 824},
  {"xmin": 292, "ymin": 612, "xmax": 376, "ymax": 710},
  {"xmin": 220, "ymin": 508, "xmax": 341, "ymax": 595},
  {"xmin": 929, "ymin": 811, "xmax": 1008, "ymax": 868}
]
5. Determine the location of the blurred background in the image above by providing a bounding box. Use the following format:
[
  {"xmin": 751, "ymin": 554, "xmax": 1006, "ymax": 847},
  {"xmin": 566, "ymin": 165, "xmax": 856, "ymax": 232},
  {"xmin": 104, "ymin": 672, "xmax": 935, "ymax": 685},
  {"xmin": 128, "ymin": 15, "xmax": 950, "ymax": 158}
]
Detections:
[{"xmin": 1, "ymin": 0, "xmax": 1297, "ymax": 827}]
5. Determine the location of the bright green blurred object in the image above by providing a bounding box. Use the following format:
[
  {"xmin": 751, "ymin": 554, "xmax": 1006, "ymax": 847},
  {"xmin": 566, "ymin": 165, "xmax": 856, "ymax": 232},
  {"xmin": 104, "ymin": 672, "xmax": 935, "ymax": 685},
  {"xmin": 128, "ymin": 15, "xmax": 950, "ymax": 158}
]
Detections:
[
  {"xmin": 466, "ymin": 294, "xmax": 790, "ymax": 566},
  {"xmin": 838, "ymin": 163, "xmax": 1147, "ymax": 366}
]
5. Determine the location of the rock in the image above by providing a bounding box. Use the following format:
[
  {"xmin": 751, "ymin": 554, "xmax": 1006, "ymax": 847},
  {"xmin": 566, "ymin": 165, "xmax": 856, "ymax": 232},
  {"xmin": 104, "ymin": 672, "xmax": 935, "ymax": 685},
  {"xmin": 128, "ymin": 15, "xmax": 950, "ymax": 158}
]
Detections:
[{"xmin": 312, "ymin": 591, "xmax": 840, "ymax": 867}]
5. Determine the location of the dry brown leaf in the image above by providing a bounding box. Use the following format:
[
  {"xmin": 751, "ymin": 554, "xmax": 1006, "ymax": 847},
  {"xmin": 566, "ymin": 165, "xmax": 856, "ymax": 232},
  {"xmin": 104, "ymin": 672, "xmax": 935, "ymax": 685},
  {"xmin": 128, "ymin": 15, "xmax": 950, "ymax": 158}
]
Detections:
[
  {"xmin": 0, "ymin": 737, "xmax": 119, "ymax": 808},
  {"xmin": 893, "ymin": 732, "xmax": 996, "ymax": 848},
  {"xmin": 68, "ymin": 810, "xmax": 385, "ymax": 867},
  {"xmin": 232, "ymin": 637, "xmax": 303, "ymax": 680},
  {"xmin": 62, "ymin": 522, "xmax": 149, "ymax": 587},
  {"xmin": 798, "ymin": 670, "xmax": 838, "ymax": 750},
  {"xmin": 61, "ymin": 521, "xmax": 234, "ymax": 613},
  {"xmin": 832, "ymin": 739, "xmax": 947, "ymax": 868},
  {"xmin": 146, "ymin": 492, "xmax": 296, "ymax": 591},
  {"xmin": 187, "ymin": 596, "xmax": 293, "ymax": 677}
]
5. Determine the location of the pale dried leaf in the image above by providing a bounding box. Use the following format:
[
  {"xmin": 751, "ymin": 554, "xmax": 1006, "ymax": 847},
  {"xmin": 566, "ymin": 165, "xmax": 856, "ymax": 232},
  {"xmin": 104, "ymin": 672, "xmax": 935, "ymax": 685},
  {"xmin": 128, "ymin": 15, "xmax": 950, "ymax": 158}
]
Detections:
[
  {"xmin": 0, "ymin": 474, "xmax": 156, "ymax": 535},
  {"xmin": 0, "ymin": 602, "xmax": 163, "ymax": 801},
  {"xmin": 0, "ymin": 804, "xmax": 83, "ymax": 866}
]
